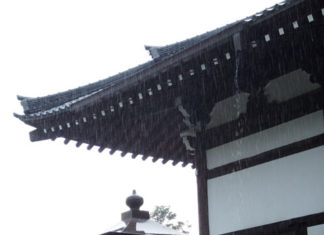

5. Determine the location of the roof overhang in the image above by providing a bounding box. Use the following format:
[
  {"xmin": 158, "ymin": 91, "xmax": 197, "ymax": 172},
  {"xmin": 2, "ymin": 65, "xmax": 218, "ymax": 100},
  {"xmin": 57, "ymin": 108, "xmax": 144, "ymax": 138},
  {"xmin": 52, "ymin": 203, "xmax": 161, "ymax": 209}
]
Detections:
[{"xmin": 15, "ymin": 0, "xmax": 324, "ymax": 167}]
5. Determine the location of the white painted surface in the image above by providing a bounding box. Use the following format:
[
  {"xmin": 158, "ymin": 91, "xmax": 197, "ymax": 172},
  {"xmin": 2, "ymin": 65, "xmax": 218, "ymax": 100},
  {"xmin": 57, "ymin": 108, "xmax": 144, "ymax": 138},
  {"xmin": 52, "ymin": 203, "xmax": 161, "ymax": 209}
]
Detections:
[
  {"xmin": 308, "ymin": 224, "xmax": 324, "ymax": 235},
  {"xmin": 206, "ymin": 110, "xmax": 324, "ymax": 169},
  {"xmin": 264, "ymin": 69, "xmax": 321, "ymax": 103},
  {"xmin": 207, "ymin": 146, "xmax": 324, "ymax": 235},
  {"xmin": 206, "ymin": 93, "xmax": 250, "ymax": 129}
]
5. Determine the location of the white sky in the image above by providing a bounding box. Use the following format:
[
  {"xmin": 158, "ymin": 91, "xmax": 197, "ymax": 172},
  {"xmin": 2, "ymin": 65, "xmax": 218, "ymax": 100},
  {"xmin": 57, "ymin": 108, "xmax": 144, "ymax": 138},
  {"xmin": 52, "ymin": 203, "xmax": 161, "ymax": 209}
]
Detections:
[{"xmin": 0, "ymin": 0, "xmax": 281, "ymax": 234}]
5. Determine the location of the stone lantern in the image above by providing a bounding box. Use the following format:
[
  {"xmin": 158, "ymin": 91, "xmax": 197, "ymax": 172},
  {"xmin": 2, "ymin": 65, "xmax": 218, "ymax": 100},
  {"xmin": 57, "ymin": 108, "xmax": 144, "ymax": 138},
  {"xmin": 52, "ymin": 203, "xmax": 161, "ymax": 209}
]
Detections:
[{"xmin": 101, "ymin": 190, "xmax": 186, "ymax": 235}]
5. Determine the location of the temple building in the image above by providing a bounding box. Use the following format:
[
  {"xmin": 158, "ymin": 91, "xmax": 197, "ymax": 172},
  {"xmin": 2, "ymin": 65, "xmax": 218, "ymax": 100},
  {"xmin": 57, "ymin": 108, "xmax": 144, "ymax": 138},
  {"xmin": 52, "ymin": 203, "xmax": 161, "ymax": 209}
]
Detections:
[{"xmin": 15, "ymin": 0, "xmax": 324, "ymax": 234}]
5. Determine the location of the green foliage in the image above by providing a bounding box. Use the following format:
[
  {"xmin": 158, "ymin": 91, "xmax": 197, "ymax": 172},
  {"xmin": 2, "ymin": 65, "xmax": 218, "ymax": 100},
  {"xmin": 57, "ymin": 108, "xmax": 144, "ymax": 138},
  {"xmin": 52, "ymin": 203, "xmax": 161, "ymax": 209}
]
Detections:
[{"xmin": 150, "ymin": 205, "xmax": 191, "ymax": 234}]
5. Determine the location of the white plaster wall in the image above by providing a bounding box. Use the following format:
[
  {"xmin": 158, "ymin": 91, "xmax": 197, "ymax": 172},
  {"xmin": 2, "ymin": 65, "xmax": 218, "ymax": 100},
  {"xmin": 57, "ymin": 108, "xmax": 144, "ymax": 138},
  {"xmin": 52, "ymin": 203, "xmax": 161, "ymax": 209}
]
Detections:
[
  {"xmin": 207, "ymin": 146, "xmax": 324, "ymax": 235},
  {"xmin": 206, "ymin": 92, "xmax": 250, "ymax": 129},
  {"xmin": 206, "ymin": 110, "xmax": 324, "ymax": 169},
  {"xmin": 264, "ymin": 69, "xmax": 321, "ymax": 103},
  {"xmin": 308, "ymin": 224, "xmax": 324, "ymax": 235}
]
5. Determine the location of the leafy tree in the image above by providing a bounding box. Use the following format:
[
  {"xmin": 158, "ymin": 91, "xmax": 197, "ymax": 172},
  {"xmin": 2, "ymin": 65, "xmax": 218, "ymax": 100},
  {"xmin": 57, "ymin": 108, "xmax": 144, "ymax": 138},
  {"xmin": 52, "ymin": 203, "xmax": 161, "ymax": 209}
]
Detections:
[{"xmin": 150, "ymin": 205, "xmax": 191, "ymax": 234}]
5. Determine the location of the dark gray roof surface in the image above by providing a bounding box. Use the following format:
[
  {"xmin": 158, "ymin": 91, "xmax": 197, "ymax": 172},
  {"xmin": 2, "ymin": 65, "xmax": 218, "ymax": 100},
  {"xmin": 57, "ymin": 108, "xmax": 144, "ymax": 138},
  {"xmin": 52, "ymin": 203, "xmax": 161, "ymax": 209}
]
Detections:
[
  {"xmin": 16, "ymin": 0, "xmax": 303, "ymax": 119},
  {"xmin": 144, "ymin": 22, "xmax": 237, "ymax": 60},
  {"xmin": 18, "ymin": 60, "xmax": 155, "ymax": 115},
  {"xmin": 144, "ymin": 0, "xmax": 300, "ymax": 60}
]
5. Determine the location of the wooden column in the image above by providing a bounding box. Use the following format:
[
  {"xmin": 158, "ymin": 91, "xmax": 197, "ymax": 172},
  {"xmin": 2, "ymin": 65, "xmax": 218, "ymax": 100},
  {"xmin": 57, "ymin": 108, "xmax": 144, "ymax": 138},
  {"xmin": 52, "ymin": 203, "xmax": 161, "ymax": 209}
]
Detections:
[{"xmin": 196, "ymin": 128, "xmax": 210, "ymax": 235}]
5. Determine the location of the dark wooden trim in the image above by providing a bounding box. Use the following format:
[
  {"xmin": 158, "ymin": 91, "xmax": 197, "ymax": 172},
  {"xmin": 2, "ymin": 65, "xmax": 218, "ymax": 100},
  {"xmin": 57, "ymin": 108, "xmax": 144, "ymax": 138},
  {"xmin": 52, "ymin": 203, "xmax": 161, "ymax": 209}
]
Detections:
[
  {"xmin": 219, "ymin": 212, "xmax": 324, "ymax": 235},
  {"xmin": 207, "ymin": 133, "xmax": 324, "ymax": 179},
  {"xmin": 196, "ymin": 131, "xmax": 210, "ymax": 235},
  {"xmin": 205, "ymin": 91, "xmax": 323, "ymax": 150}
]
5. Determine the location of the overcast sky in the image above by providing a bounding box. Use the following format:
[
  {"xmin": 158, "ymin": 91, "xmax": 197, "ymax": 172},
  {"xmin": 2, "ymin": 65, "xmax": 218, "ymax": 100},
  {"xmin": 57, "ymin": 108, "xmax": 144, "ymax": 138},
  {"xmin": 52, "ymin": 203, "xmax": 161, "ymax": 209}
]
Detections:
[{"xmin": 0, "ymin": 0, "xmax": 281, "ymax": 234}]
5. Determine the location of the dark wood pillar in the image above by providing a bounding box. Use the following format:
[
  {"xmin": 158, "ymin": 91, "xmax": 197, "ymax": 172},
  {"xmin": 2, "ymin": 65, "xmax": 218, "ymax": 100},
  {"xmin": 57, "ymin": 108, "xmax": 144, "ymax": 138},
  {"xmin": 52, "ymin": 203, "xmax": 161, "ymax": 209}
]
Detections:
[{"xmin": 196, "ymin": 129, "xmax": 210, "ymax": 235}]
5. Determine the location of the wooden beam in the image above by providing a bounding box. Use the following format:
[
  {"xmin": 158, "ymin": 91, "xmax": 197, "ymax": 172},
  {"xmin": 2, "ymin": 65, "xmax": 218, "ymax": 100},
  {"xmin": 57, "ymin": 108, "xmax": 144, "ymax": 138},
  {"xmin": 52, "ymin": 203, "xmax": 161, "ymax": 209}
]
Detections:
[
  {"xmin": 143, "ymin": 113, "xmax": 183, "ymax": 159},
  {"xmin": 91, "ymin": 115, "xmax": 124, "ymax": 152},
  {"xmin": 163, "ymin": 136, "xmax": 190, "ymax": 166},
  {"xmin": 207, "ymin": 133, "xmax": 324, "ymax": 179},
  {"xmin": 87, "ymin": 144, "xmax": 94, "ymax": 150},
  {"xmin": 98, "ymin": 146, "xmax": 105, "ymax": 153},
  {"xmin": 205, "ymin": 90, "xmax": 323, "ymax": 150},
  {"xmin": 220, "ymin": 212, "xmax": 324, "ymax": 235},
  {"xmin": 171, "ymin": 146, "xmax": 187, "ymax": 166},
  {"xmin": 111, "ymin": 113, "xmax": 154, "ymax": 157},
  {"xmin": 150, "ymin": 123, "xmax": 181, "ymax": 162}
]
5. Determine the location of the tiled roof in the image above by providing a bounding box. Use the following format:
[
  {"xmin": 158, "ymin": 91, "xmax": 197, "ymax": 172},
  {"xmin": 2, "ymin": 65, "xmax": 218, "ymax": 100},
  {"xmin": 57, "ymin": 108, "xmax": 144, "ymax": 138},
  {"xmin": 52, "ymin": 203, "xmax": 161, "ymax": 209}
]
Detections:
[
  {"xmin": 144, "ymin": 23, "xmax": 237, "ymax": 60},
  {"xmin": 144, "ymin": 0, "xmax": 300, "ymax": 60},
  {"xmin": 18, "ymin": 60, "xmax": 155, "ymax": 116},
  {"xmin": 16, "ymin": 0, "xmax": 303, "ymax": 120},
  {"xmin": 13, "ymin": 0, "xmax": 322, "ymax": 167}
]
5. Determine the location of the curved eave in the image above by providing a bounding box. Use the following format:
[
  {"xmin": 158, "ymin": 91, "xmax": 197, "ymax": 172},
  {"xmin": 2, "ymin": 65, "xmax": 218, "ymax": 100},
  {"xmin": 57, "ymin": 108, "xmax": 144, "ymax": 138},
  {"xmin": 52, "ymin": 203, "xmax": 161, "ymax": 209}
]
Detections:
[
  {"xmin": 18, "ymin": 60, "xmax": 156, "ymax": 115},
  {"xmin": 15, "ymin": 88, "xmax": 106, "ymax": 124},
  {"xmin": 16, "ymin": 96, "xmax": 196, "ymax": 167},
  {"xmin": 14, "ymin": 0, "xmax": 321, "ymax": 169},
  {"xmin": 16, "ymin": 0, "xmax": 307, "ymax": 117},
  {"xmin": 37, "ymin": 26, "xmax": 246, "ymax": 114},
  {"xmin": 16, "ymin": 0, "xmax": 305, "ymax": 117}
]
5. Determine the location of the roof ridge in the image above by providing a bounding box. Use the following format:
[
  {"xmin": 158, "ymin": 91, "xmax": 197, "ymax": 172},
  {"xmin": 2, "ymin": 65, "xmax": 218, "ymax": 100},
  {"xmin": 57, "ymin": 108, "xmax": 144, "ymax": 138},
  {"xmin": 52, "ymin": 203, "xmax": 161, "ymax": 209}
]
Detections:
[{"xmin": 144, "ymin": 0, "xmax": 300, "ymax": 60}]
